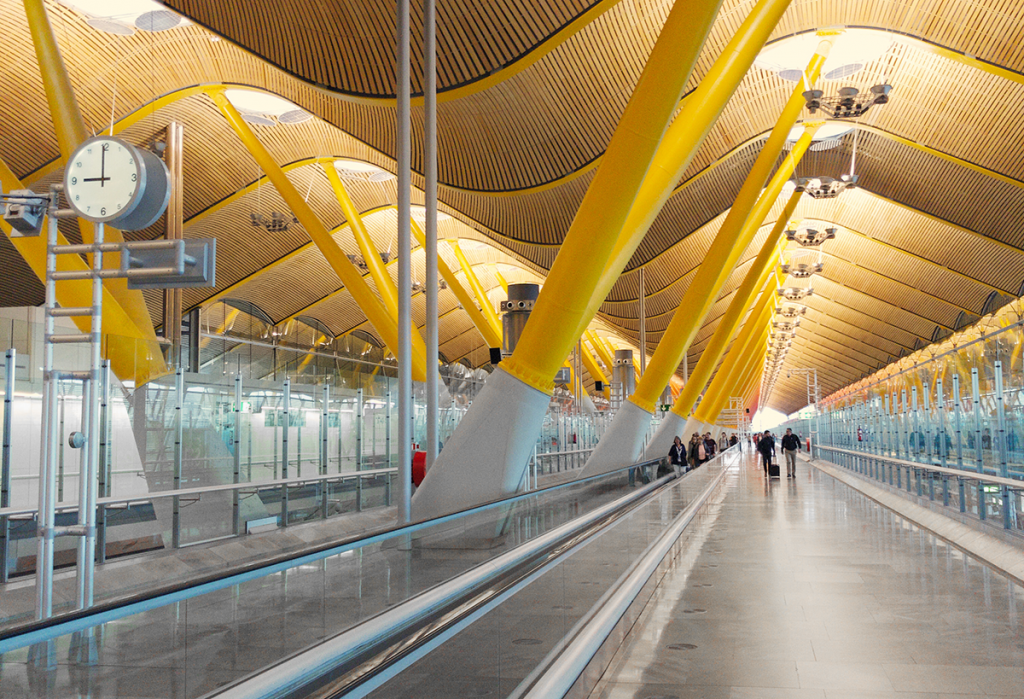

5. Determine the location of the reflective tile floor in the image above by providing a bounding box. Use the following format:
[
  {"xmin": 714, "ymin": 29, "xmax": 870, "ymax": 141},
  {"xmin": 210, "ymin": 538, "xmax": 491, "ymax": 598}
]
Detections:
[{"xmin": 591, "ymin": 452, "xmax": 1024, "ymax": 699}]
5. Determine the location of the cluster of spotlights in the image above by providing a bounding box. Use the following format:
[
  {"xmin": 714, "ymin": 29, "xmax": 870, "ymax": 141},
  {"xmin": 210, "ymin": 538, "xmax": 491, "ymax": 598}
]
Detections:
[
  {"xmin": 800, "ymin": 175, "xmax": 857, "ymax": 199},
  {"xmin": 786, "ymin": 226, "xmax": 837, "ymax": 247},
  {"xmin": 803, "ymin": 84, "xmax": 891, "ymax": 119}
]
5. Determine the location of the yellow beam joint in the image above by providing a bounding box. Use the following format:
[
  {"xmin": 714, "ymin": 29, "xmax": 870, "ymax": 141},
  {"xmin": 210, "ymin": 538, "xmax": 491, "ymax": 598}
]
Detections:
[
  {"xmin": 323, "ymin": 163, "xmax": 399, "ymax": 317},
  {"xmin": 568, "ymin": 0, "xmax": 806, "ymax": 344},
  {"xmin": 208, "ymin": 87, "xmax": 427, "ymax": 382},
  {"xmin": 498, "ymin": 0, "xmax": 725, "ymax": 394},
  {"xmin": 627, "ymin": 123, "xmax": 820, "ymax": 413},
  {"xmin": 22, "ymin": 0, "xmax": 158, "ymax": 344},
  {"xmin": 670, "ymin": 188, "xmax": 800, "ymax": 419},
  {"xmin": 448, "ymin": 240, "xmax": 503, "ymax": 340},
  {"xmin": 0, "ymin": 158, "xmax": 163, "ymax": 385},
  {"xmin": 412, "ymin": 221, "xmax": 502, "ymax": 349}
]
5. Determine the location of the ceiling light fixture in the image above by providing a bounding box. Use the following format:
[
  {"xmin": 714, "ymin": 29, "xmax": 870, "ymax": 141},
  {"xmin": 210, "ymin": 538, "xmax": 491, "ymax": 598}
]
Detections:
[
  {"xmin": 803, "ymin": 83, "xmax": 892, "ymax": 119},
  {"xmin": 786, "ymin": 225, "xmax": 837, "ymax": 246},
  {"xmin": 777, "ymin": 287, "xmax": 814, "ymax": 301}
]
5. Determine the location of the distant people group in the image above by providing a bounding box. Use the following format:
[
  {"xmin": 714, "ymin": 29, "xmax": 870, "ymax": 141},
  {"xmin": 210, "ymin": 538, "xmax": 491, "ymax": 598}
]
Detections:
[{"xmin": 663, "ymin": 430, "xmax": 741, "ymax": 474}]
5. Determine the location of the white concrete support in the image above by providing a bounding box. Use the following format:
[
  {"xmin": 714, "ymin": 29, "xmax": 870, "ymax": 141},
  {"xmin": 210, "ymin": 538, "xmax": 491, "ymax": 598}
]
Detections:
[
  {"xmin": 411, "ymin": 368, "xmax": 549, "ymax": 520},
  {"xmin": 646, "ymin": 410, "xmax": 688, "ymax": 457},
  {"xmin": 575, "ymin": 400, "xmax": 653, "ymax": 479}
]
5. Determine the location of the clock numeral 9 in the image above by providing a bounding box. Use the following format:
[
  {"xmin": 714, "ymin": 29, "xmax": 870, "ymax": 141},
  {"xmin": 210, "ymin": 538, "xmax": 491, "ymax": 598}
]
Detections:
[{"xmin": 71, "ymin": 177, "xmax": 77, "ymax": 185}]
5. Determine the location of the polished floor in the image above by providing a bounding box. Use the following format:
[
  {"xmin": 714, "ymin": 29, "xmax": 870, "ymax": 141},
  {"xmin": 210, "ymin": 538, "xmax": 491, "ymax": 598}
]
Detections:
[{"xmin": 591, "ymin": 453, "xmax": 1024, "ymax": 699}]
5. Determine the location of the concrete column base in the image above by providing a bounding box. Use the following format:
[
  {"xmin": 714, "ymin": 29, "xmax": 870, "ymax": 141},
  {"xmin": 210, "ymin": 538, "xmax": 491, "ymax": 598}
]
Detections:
[{"xmin": 575, "ymin": 400, "xmax": 654, "ymax": 479}]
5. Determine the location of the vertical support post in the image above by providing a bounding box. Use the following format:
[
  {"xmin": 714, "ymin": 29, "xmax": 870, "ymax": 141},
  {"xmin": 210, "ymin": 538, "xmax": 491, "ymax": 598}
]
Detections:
[
  {"xmin": 280, "ymin": 378, "xmax": 290, "ymax": 527},
  {"xmin": 994, "ymin": 361, "xmax": 1011, "ymax": 528},
  {"xmin": 36, "ymin": 204, "xmax": 58, "ymax": 624},
  {"xmin": 386, "ymin": 388, "xmax": 393, "ymax": 506},
  {"xmin": 638, "ymin": 267, "xmax": 646, "ymax": 376},
  {"xmin": 923, "ymin": 384, "xmax": 933, "ymax": 463},
  {"xmin": 883, "ymin": 392, "xmax": 891, "ymax": 459},
  {"xmin": 953, "ymin": 375, "xmax": 964, "ymax": 470},
  {"xmin": 187, "ymin": 307, "xmax": 200, "ymax": 373},
  {"xmin": 0, "ymin": 349, "xmax": 14, "ymax": 582},
  {"xmin": 232, "ymin": 374, "xmax": 242, "ymax": 535},
  {"xmin": 320, "ymin": 383, "xmax": 329, "ymax": 520},
  {"xmin": 163, "ymin": 122, "xmax": 184, "ymax": 347},
  {"xmin": 396, "ymin": 0, "xmax": 412, "ymax": 525},
  {"xmin": 356, "ymin": 388, "xmax": 364, "ymax": 511},
  {"xmin": 95, "ymin": 360, "xmax": 110, "ymax": 565},
  {"xmin": 911, "ymin": 386, "xmax": 919, "ymax": 462},
  {"xmin": 424, "ymin": 0, "xmax": 439, "ymax": 474},
  {"xmin": 971, "ymin": 368, "xmax": 983, "ymax": 473},
  {"xmin": 172, "ymin": 366, "xmax": 183, "ymax": 548},
  {"xmin": 937, "ymin": 377, "xmax": 947, "ymax": 469}
]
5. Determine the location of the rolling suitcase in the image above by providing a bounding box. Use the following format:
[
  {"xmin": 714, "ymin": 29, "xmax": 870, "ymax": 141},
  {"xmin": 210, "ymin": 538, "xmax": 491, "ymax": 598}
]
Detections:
[{"xmin": 768, "ymin": 451, "xmax": 781, "ymax": 479}]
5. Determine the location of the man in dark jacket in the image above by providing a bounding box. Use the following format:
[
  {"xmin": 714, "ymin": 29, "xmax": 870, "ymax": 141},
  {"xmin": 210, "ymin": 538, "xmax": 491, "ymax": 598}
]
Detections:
[
  {"xmin": 757, "ymin": 430, "xmax": 775, "ymax": 476},
  {"xmin": 780, "ymin": 428, "xmax": 801, "ymax": 478}
]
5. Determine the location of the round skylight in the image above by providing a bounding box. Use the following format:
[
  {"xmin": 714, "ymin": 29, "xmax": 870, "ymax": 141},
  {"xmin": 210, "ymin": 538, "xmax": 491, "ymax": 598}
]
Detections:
[
  {"xmin": 453, "ymin": 238, "xmax": 488, "ymax": 251},
  {"xmin": 755, "ymin": 29, "xmax": 894, "ymax": 83},
  {"xmin": 334, "ymin": 159, "xmax": 394, "ymax": 182},
  {"xmin": 61, "ymin": 0, "xmax": 189, "ymax": 34},
  {"xmin": 223, "ymin": 89, "xmax": 301, "ymax": 117},
  {"xmin": 785, "ymin": 122, "xmax": 854, "ymax": 151}
]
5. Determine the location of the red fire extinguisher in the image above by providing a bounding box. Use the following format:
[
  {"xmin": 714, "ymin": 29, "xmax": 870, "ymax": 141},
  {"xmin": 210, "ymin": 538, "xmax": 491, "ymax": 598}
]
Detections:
[{"xmin": 857, "ymin": 427, "xmax": 863, "ymax": 442}]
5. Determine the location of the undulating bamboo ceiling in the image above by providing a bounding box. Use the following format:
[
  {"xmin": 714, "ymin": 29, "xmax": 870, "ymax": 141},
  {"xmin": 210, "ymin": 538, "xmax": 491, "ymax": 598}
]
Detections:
[{"xmin": 2, "ymin": 0, "xmax": 1024, "ymax": 414}]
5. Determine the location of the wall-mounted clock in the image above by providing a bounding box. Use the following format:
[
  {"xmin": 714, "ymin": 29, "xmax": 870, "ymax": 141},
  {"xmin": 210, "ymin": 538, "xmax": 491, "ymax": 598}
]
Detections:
[{"xmin": 63, "ymin": 135, "xmax": 171, "ymax": 231}]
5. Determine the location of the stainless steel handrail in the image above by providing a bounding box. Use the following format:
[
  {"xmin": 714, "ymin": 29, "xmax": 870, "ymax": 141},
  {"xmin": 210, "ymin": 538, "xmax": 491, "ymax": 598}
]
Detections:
[{"xmin": 818, "ymin": 445, "xmax": 1024, "ymax": 489}]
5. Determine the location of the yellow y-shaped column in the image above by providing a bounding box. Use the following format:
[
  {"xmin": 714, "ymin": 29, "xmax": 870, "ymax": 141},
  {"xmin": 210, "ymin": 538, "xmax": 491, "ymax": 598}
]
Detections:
[
  {"xmin": 23, "ymin": 0, "xmax": 161, "ymax": 381},
  {"xmin": 412, "ymin": 0, "xmax": 726, "ymax": 520},
  {"xmin": 210, "ymin": 88, "xmax": 427, "ymax": 382},
  {"xmin": 582, "ymin": 123, "xmax": 821, "ymax": 476},
  {"xmin": 646, "ymin": 187, "xmax": 802, "ymax": 452},
  {"xmin": 448, "ymin": 241, "xmax": 503, "ymax": 341},
  {"xmin": 0, "ymin": 159, "xmax": 162, "ymax": 384},
  {"xmin": 580, "ymin": 339, "xmax": 611, "ymax": 399},
  {"xmin": 411, "ymin": 221, "xmax": 501, "ymax": 349}
]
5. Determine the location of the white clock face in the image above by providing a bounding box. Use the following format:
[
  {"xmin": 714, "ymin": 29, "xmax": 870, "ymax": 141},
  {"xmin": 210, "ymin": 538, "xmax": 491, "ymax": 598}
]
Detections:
[{"xmin": 64, "ymin": 137, "xmax": 142, "ymax": 222}]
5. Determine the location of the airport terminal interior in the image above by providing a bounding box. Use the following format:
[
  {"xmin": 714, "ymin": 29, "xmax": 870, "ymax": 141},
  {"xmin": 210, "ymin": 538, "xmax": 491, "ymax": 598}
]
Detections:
[{"xmin": 1, "ymin": 0, "xmax": 1024, "ymax": 696}]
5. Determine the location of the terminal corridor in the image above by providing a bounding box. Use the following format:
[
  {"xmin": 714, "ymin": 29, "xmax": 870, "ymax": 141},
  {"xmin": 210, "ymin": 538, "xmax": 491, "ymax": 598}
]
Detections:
[{"xmin": 592, "ymin": 452, "xmax": 1024, "ymax": 698}]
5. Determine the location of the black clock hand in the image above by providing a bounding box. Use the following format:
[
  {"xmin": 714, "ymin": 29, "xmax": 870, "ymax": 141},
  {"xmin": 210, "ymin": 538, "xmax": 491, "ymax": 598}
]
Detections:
[{"xmin": 84, "ymin": 145, "xmax": 111, "ymax": 184}]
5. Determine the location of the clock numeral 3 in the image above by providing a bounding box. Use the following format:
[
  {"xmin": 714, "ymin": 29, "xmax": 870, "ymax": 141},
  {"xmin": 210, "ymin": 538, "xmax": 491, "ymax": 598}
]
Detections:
[{"xmin": 131, "ymin": 173, "xmax": 137, "ymax": 182}]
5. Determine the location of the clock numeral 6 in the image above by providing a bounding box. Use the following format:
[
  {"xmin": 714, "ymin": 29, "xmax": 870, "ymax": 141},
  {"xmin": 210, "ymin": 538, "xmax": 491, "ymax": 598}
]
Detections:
[{"xmin": 100, "ymin": 207, "xmax": 106, "ymax": 216}]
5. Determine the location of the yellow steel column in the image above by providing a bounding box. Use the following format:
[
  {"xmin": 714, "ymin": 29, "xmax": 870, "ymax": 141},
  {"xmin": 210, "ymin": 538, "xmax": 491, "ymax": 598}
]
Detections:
[
  {"xmin": 209, "ymin": 88, "xmax": 427, "ymax": 382},
  {"xmin": 497, "ymin": 0, "xmax": 726, "ymax": 393},
  {"xmin": 22, "ymin": 0, "xmax": 158, "ymax": 344},
  {"xmin": 668, "ymin": 188, "xmax": 801, "ymax": 420},
  {"xmin": 703, "ymin": 327, "xmax": 769, "ymax": 423},
  {"xmin": 0, "ymin": 159, "xmax": 161, "ymax": 383},
  {"xmin": 626, "ymin": 123, "xmax": 821, "ymax": 413},
  {"xmin": 588, "ymin": 331, "xmax": 616, "ymax": 374},
  {"xmin": 570, "ymin": 3, "xmax": 815, "ymax": 344},
  {"xmin": 700, "ymin": 300, "xmax": 775, "ymax": 422},
  {"xmin": 323, "ymin": 163, "xmax": 400, "ymax": 316},
  {"xmin": 448, "ymin": 241, "xmax": 502, "ymax": 341},
  {"xmin": 411, "ymin": 221, "xmax": 501, "ymax": 349},
  {"xmin": 492, "ymin": 267, "xmax": 509, "ymax": 294},
  {"xmin": 579, "ymin": 341, "xmax": 610, "ymax": 399}
]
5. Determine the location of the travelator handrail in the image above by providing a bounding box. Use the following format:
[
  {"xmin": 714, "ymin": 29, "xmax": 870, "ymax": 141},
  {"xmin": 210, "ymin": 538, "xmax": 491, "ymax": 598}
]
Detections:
[
  {"xmin": 0, "ymin": 454, "xmax": 667, "ymax": 651},
  {"xmin": 513, "ymin": 453, "xmax": 733, "ymax": 699},
  {"xmin": 204, "ymin": 453, "xmax": 680, "ymax": 699}
]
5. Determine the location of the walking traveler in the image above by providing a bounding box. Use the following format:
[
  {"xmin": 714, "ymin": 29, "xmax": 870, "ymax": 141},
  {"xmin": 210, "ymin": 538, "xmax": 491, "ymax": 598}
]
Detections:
[
  {"xmin": 780, "ymin": 427, "xmax": 801, "ymax": 478},
  {"xmin": 667, "ymin": 436, "xmax": 686, "ymax": 475},
  {"xmin": 757, "ymin": 430, "xmax": 775, "ymax": 476}
]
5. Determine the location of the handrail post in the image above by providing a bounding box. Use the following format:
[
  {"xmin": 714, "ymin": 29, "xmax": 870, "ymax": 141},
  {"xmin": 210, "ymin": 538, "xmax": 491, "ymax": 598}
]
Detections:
[
  {"xmin": 0, "ymin": 349, "xmax": 14, "ymax": 582},
  {"xmin": 280, "ymin": 379, "xmax": 290, "ymax": 527},
  {"xmin": 233, "ymin": 374, "xmax": 242, "ymax": 535}
]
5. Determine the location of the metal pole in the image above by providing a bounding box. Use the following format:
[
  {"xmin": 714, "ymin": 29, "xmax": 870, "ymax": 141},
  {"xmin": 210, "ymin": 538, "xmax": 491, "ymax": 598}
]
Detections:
[
  {"xmin": 638, "ymin": 267, "xmax": 646, "ymax": 375},
  {"xmin": 233, "ymin": 374, "xmax": 242, "ymax": 535},
  {"xmin": 0, "ymin": 349, "xmax": 13, "ymax": 582},
  {"xmin": 320, "ymin": 383, "xmax": 329, "ymax": 519},
  {"xmin": 96, "ymin": 361, "xmax": 110, "ymax": 565},
  {"xmin": 281, "ymin": 378, "xmax": 290, "ymax": 527},
  {"xmin": 36, "ymin": 203, "xmax": 58, "ymax": 622},
  {"xmin": 396, "ymin": 0, "xmax": 412, "ymax": 524},
  {"xmin": 172, "ymin": 367, "xmax": 183, "ymax": 548},
  {"xmin": 424, "ymin": 0, "xmax": 439, "ymax": 473},
  {"xmin": 356, "ymin": 388, "xmax": 364, "ymax": 511}
]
